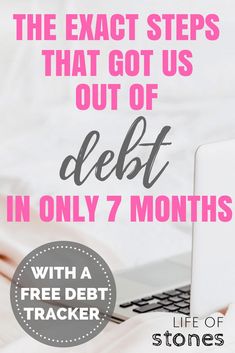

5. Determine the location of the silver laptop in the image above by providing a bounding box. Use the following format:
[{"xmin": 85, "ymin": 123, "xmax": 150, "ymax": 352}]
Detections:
[{"xmin": 113, "ymin": 139, "xmax": 235, "ymax": 323}]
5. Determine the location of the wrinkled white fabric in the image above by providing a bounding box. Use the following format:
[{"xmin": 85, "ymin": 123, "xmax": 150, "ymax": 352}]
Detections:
[{"xmin": 1, "ymin": 307, "xmax": 235, "ymax": 353}]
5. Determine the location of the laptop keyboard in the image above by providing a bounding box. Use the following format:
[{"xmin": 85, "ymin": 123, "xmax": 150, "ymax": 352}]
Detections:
[{"xmin": 119, "ymin": 285, "xmax": 190, "ymax": 316}]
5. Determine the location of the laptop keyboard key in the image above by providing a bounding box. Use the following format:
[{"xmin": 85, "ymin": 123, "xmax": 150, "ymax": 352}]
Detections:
[
  {"xmin": 120, "ymin": 302, "xmax": 133, "ymax": 308},
  {"xmin": 164, "ymin": 290, "xmax": 180, "ymax": 297},
  {"xmin": 176, "ymin": 302, "xmax": 189, "ymax": 309},
  {"xmin": 154, "ymin": 307, "xmax": 170, "ymax": 313},
  {"xmin": 165, "ymin": 305, "xmax": 179, "ymax": 312},
  {"xmin": 135, "ymin": 301, "xmax": 149, "ymax": 307},
  {"xmin": 169, "ymin": 296, "xmax": 184, "ymax": 304},
  {"xmin": 158, "ymin": 299, "xmax": 172, "ymax": 306},
  {"xmin": 153, "ymin": 293, "xmax": 169, "ymax": 300},
  {"xmin": 177, "ymin": 285, "xmax": 191, "ymax": 293},
  {"xmin": 178, "ymin": 307, "xmax": 190, "ymax": 315},
  {"xmin": 179, "ymin": 293, "xmax": 190, "ymax": 300},
  {"xmin": 133, "ymin": 303, "xmax": 162, "ymax": 313}
]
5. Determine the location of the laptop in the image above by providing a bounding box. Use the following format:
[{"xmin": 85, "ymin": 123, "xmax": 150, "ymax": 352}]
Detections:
[{"xmin": 113, "ymin": 139, "xmax": 235, "ymax": 322}]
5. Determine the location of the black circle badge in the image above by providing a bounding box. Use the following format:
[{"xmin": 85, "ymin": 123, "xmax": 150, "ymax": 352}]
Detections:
[{"xmin": 10, "ymin": 241, "xmax": 116, "ymax": 347}]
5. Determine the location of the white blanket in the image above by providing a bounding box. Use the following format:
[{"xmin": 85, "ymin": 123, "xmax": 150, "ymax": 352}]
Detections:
[{"xmin": 1, "ymin": 308, "xmax": 235, "ymax": 353}]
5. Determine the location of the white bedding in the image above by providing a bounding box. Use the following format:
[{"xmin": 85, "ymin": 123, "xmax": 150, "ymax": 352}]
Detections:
[{"xmin": 1, "ymin": 307, "xmax": 235, "ymax": 353}]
